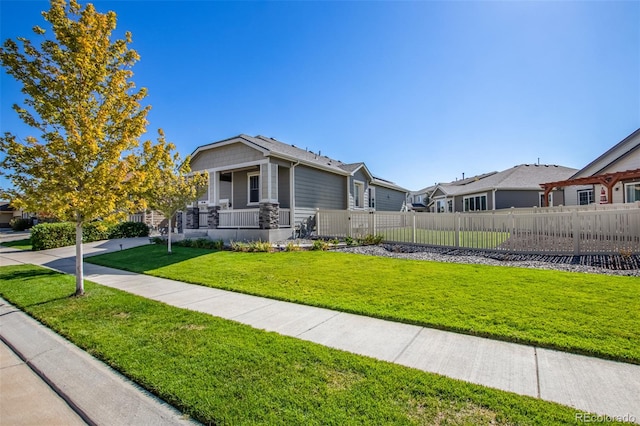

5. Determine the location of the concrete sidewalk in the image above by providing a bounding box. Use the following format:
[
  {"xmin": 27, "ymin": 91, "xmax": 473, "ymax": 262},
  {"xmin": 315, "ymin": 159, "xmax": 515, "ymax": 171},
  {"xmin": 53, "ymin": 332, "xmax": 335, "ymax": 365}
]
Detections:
[{"xmin": 1, "ymin": 239, "xmax": 639, "ymax": 424}]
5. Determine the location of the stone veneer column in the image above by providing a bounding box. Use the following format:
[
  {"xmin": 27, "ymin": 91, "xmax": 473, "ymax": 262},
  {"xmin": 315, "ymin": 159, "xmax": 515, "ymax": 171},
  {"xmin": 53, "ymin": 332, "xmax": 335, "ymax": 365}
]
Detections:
[
  {"xmin": 186, "ymin": 207, "xmax": 199, "ymax": 229},
  {"xmin": 259, "ymin": 202, "xmax": 279, "ymax": 229},
  {"xmin": 208, "ymin": 206, "xmax": 220, "ymax": 229}
]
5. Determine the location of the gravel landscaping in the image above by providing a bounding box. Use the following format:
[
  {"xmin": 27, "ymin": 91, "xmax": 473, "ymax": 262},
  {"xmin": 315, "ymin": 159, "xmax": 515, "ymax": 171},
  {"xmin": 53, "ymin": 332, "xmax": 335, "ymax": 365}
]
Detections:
[{"xmin": 335, "ymin": 243, "xmax": 640, "ymax": 276}]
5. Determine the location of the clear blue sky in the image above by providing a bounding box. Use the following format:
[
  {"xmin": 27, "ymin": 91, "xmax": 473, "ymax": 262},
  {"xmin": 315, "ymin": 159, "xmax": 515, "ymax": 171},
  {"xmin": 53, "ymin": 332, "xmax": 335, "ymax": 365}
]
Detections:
[{"xmin": 1, "ymin": 0, "xmax": 639, "ymax": 191}]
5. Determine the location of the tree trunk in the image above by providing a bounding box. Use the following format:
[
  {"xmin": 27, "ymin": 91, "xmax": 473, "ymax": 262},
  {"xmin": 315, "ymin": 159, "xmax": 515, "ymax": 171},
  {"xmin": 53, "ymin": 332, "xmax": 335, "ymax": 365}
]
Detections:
[
  {"xmin": 75, "ymin": 220, "xmax": 84, "ymax": 296},
  {"xmin": 167, "ymin": 216, "xmax": 172, "ymax": 254}
]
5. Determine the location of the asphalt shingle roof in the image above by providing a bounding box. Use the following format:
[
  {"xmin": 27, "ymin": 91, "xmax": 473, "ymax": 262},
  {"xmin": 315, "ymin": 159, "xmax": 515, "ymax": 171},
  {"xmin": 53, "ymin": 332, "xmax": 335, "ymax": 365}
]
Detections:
[{"xmin": 435, "ymin": 164, "xmax": 577, "ymax": 196}]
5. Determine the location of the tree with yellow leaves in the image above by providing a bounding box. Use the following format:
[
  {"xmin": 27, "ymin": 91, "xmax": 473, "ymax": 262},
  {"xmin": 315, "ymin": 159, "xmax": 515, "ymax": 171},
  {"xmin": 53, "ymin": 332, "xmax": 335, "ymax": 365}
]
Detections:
[
  {"xmin": 0, "ymin": 0, "xmax": 161, "ymax": 295},
  {"xmin": 144, "ymin": 130, "xmax": 208, "ymax": 254}
]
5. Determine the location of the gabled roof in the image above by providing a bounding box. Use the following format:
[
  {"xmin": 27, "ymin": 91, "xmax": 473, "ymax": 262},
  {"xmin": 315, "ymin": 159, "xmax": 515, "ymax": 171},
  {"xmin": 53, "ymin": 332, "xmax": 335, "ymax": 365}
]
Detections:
[
  {"xmin": 410, "ymin": 185, "xmax": 437, "ymax": 196},
  {"xmin": 569, "ymin": 128, "xmax": 640, "ymax": 179},
  {"xmin": 0, "ymin": 202, "xmax": 15, "ymax": 212},
  {"xmin": 430, "ymin": 164, "xmax": 577, "ymax": 197},
  {"xmin": 191, "ymin": 134, "xmax": 408, "ymax": 191}
]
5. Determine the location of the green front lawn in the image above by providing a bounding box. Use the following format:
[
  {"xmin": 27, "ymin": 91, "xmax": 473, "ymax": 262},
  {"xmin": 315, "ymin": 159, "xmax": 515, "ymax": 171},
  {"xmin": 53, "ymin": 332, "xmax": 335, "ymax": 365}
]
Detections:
[
  {"xmin": 87, "ymin": 245, "xmax": 640, "ymax": 364},
  {"xmin": 0, "ymin": 237, "xmax": 32, "ymax": 250},
  {"xmin": 0, "ymin": 265, "xmax": 596, "ymax": 425}
]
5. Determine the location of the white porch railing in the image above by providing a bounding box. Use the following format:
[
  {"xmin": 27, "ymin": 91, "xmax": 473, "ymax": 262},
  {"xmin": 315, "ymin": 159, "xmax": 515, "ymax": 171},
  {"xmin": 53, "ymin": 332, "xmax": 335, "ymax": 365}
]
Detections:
[
  {"xmin": 193, "ymin": 208, "xmax": 292, "ymax": 229},
  {"xmin": 219, "ymin": 209, "xmax": 260, "ymax": 228},
  {"xmin": 279, "ymin": 208, "xmax": 291, "ymax": 227}
]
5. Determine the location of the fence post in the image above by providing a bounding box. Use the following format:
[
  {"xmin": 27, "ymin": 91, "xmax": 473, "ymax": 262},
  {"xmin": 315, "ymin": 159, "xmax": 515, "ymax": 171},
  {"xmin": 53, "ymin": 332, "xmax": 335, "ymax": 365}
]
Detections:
[
  {"xmin": 373, "ymin": 211, "xmax": 377, "ymax": 236},
  {"xmin": 509, "ymin": 209, "xmax": 515, "ymax": 242},
  {"xmin": 572, "ymin": 210, "xmax": 580, "ymax": 255},
  {"xmin": 455, "ymin": 212, "xmax": 460, "ymax": 248},
  {"xmin": 412, "ymin": 212, "xmax": 416, "ymax": 244}
]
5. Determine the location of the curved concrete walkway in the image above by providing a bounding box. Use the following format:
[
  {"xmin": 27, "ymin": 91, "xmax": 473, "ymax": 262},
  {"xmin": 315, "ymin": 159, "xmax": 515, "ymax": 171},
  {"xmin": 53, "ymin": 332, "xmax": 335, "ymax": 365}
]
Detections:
[{"xmin": 0, "ymin": 237, "xmax": 639, "ymax": 424}]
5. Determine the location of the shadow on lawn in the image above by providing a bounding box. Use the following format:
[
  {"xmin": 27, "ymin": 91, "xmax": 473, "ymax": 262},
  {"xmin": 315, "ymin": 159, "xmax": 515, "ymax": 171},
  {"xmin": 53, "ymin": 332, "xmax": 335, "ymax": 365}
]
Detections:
[{"xmin": 85, "ymin": 244, "xmax": 221, "ymax": 273}]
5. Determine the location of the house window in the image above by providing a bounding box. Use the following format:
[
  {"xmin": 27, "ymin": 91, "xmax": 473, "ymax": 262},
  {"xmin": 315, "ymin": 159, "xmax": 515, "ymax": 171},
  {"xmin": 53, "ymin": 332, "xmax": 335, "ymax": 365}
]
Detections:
[
  {"xmin": 625, "ymin": 182, "xmax": 640, "ymax": 203},
  {"xmin": 368, "ymin": 187, "xmax": 376, "ymax": 209},
  {"xmin": 577, "ymin": 189, "xmax": 594, "ymax": 205},
  {"xmin": 539, "ymin": 192, "xmax": 553, "ymax": 207},
  {"xmin": 463, "ymin": 194, "xmax": 487, "ymax": 211},
  {"xmin": 248, "ymin": 172, "xmax": 260, "ymax": 204},
  {"xmin": 354, "ymin": 181, "xmax": 364, "ymax": 208}
]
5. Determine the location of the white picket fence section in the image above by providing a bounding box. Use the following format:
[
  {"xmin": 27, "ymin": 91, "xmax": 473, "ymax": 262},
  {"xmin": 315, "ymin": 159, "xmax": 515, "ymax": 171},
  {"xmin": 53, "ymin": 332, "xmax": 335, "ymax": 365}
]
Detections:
[
  {"xmin": 316, "ymin": 206, "xmax": 640, "ymax": 255},
  {"xmin": 492, "ymin": 202, "xmax": 640, "ymax": 215}
]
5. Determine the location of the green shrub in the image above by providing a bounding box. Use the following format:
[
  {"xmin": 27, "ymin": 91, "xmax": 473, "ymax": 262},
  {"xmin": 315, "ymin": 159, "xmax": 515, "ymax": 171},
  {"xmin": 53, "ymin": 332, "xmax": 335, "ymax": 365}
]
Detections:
[
  {"xmin": 31, "ymin": 221, "xmax": 111, "ymax": 250},
  {"xmin": 230, "ymin": 240, "xmax": 272, "ymax": 253},
  {"xmin": 357, "ymin": 234, "xmax": 383, "ymax": 246},
  {"xmin": 284, "ymin": 241, "xmax": 300, "ymax": 252},
  {"xmin": 311, "ymin": 239, "xmax": 329, "ymax": 251},
  {"xmin": 83, "ymin": 222, "xmax": 111, "ymax": 242},
  {"xmin": 345, "ymin": 236, "xmax": 357, "ymax": 246},
  {"xmin": 9, "ymin": 217, "xmax": 31, "ymax": 231},
  {"xmin": 149, "ymin": 236, "xmax": 166, "ymax": 245},
  {"xmin": 108, "ymin": 221, "xmax": 149, "ymax": 238},
  {"xmin": 193, "ymin": 238, "xmax": 210, "ymax": 248},
  {"xmin": 171, "ymin": 238, "xmax": 224, "ymax": 250},
  {"xmin": 31, "ymin": 223, "xmax": 75, "ymax": 250}
]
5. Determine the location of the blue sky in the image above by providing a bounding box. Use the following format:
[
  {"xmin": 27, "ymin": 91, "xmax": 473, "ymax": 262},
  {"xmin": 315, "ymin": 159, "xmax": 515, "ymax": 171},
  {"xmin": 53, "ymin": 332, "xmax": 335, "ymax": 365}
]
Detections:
[{"xmin": 1, "ymin": 0, "xmax": 639, "ymax": 191}]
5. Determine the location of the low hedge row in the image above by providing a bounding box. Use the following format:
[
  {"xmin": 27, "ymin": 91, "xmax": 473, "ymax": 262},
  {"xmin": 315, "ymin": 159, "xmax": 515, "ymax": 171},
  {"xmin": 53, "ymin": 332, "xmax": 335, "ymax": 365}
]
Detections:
[{"xmin": 31, "ymin": 221, "xmax": 149, "ymax": 251}]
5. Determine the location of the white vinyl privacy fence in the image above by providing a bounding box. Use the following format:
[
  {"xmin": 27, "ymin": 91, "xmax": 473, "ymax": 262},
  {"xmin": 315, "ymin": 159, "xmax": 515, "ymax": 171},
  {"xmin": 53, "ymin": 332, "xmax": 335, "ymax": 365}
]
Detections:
[{"xmin": 315, "ymin": 206, "xmax": 640, "ymax": 255}]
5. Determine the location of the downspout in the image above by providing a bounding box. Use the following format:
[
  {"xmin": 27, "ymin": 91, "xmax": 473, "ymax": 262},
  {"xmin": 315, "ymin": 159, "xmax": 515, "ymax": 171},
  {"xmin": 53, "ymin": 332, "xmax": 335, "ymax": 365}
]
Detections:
[
  {"xmin": 492, "ymin": 188, "xmax": 497, "ymax": 210},
  {"xmin": 291, "ymin": 161, "xmax": 299, "ymax": 233}
]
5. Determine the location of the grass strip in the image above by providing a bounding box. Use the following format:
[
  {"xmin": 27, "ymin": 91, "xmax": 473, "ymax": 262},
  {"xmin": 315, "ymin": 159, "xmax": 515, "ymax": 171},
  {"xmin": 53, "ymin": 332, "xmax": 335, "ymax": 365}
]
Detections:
[
  {"xmin": 0, "ymin": 264, "xmax": 599, "ymax": 425},
  {"xmin": 0, "ymin": 237, "xmax": 32, "ymax": 250},
  {"xmin": 87, "ymin": 245, "xmax": 640, "ymax": 364}
]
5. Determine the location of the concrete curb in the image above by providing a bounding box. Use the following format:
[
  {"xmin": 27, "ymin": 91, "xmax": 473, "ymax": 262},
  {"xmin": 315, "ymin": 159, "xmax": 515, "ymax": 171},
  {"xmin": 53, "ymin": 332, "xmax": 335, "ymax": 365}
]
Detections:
[{"xmin": 0, "ymin": 298, "xmax": 199, "ymax": 426}]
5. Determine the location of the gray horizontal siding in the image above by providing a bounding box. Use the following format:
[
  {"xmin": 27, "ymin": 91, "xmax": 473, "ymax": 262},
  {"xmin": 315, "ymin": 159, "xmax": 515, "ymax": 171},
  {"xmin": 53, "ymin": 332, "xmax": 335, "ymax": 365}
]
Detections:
[
  {"xmin": 495, "ymin": 190, "xmax": 539, "ymax": 209},
  {"xmin": 295, "ymin": 165, "xmax": 346, "ymax": 209},
  {"xmin": 373, "ymin": 186, "xmax": 406, "ymax": 211},
  {"xmin": 190, "ymin": 143, "xmax": 263, "ymax": 171}
]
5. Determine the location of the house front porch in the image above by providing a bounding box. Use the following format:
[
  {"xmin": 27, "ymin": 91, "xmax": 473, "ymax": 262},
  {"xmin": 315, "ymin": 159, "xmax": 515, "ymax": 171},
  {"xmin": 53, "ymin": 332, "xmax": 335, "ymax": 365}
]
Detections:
[{"xmin": 179, "ymin": 204, "xmax": 295, "ymax": 243}]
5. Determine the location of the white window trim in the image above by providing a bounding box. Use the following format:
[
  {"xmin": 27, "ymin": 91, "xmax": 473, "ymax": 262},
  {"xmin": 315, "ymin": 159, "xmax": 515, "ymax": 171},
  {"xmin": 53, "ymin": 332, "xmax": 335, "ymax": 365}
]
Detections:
[
  {"xmin": 624, "ymin": 181, "xmax": 640, "ymax": 203},
  {"xmin": 368, "ymin": 186, "xmax": 376, "ymax": 209},
  {"xmin": 577, "ymin": 188, "xmax": 594, "ymax": 206},
  {"xmin": 247, "ymin": 172, "xmax": 260, "ymax": 206},
  {"xmin": 354, "ymin": 180, "xmax": 365, "ymax": 209},
  {"xmin": 539, "ymin": 191, "xmax": 553, "ymax": 207},
  {"xmin": 463, "ymin": 193, "xmax": 487, "ymax": 212}
]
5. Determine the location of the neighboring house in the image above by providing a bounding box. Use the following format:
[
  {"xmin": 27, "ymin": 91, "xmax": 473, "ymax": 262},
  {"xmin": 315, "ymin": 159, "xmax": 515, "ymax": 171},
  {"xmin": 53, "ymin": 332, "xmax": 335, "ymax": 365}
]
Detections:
[
  {"xmin": 0, "ymin": 202, "xmax": 26, "ymax": 228},
  {"xmin": 128, "ymin": 210, "xmax": 168, "ymax": 231},
  {"xmin": 428, "ymin": 164, "xmax": 577, "ymax": 213},
  {"xmin": 541, "ymin": 128, "xmax": 640, "ymax": 206},
  {"xmin": 185, "ymin": 134, "xmax": 408, "ymax": 241},
  {"xmin": 408, "ymin": 185, "xmax": 435, "ymax": 212}
]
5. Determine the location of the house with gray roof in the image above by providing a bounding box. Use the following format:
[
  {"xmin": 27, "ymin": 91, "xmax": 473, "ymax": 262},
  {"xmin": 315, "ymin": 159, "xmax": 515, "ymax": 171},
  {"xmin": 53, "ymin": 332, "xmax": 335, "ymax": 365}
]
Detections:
[
  {"xmin": 185, "ymin": 134, "xmax": 408, "ymax": 241},
  {"xmin": 428, "ymin": 164, "xmax": 577, "ymax": 213},
  {"xmin": 408, "ymin": 185, "xmax": 436, "ymax": 212}
]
